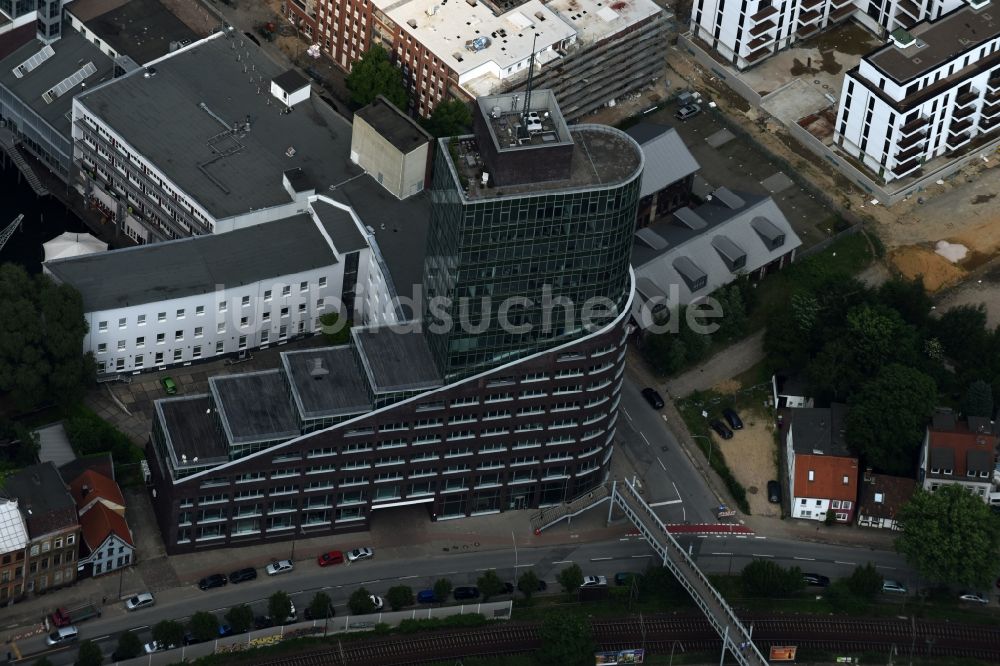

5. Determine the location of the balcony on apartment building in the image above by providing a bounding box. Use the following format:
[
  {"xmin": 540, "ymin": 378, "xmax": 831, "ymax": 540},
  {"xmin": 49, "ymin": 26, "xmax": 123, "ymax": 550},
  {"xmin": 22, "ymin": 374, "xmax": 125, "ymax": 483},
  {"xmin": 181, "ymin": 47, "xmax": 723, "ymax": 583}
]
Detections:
[
  {"xmin": 952, "ymin": 103, "xmax": 976, "ymax": 120},
  {"xmin": 750, "ymin": 4, "xmax": 779, "ymax": 21},
  {"xmin": 949, "ymin": 117, "xmax": 975, "ymax": 134},
  {"xmin": 798, "ymin": 8, "xmax": 822, "ymax": 24},
  {"xmin": 892, "ymin": 155, "xmax": 921, "ymax": 178},
  {"xmin": 895, "ymin": 0, "xmax": 921, "ymax": 20},
  {"xmin": 745, "ymin": 45, "xmax": 775, "ymax": 64},
  {"xmin": 898, "ymin": 113, "xmax": 930, "ymax": 136},
  {"xmin": 829, "ymin": 3, "xmax": 856, "ymax": 21},
  {"xmin": 797, "ymin": 23, "xmax": 821, "ymax": 38},
  {"xmin": 954, "ymin": 87, "xmax": 981, "ymax": 108},
  {"xmin": 987, "ymin": 72, "xmax": 1000, "ymax": 94},
  {"xmin": 985, "ymin": 84, "xmax": 1000, "ymax": 103},
  {"xmin": 981, "ymin": 116, "xmax": 1000, "ymax": 132},
  {"xmin": 749, "ymin": 19, "xmax": 778, "ymax": 37},
  {"xmin": 981, "ymin": 98, "xmax": 1000, "ymax": 119},
  {"xmin": 800, "ymin": 0, "xmax": 823, "ymax": 8},
  {"xmin": 946, "ymin": 129, "xmax": 973, "ymax": 151},
  {"xmin": 893, "ymin": 142, "xmax": 924, "ymax": 163}
]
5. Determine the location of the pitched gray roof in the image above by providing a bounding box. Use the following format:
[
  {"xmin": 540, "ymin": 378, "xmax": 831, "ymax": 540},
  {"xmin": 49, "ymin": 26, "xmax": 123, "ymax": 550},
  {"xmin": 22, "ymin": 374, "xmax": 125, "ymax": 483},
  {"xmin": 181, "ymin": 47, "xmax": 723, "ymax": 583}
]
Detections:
[
  {"xmin": 0, "ymin": 30, "xmax": 115, "ymax": 139},
  {"xmin": 632, "ymin": 193, "xmax": 802, "ymax": 311},
  {"xmin": 2, "ymin": 462, "xmax": 77, "ymax": 538},
  {"xmin": 625, "ymin": 122, "xmax": 700, "ymax": 198},
  {"xmin": 75, "ymin": 33, "xmax": 361, "ymax": 220},
  {"xmin": 45, "ymin": 213, "xmax": 335, "ymax": 311}
]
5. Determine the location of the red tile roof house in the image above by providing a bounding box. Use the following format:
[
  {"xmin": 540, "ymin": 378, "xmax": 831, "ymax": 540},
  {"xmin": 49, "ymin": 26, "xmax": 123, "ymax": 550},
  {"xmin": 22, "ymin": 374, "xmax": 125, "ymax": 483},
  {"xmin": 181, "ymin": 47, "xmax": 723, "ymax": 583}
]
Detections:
[
  {"xmin": 918, "ymin": 409, "xmax": 999, "ymax": 504},
  {"xmin": 69, "ymin": 469, "xmax": 134, "ymax": 577},
  {"xmin": 784, "ymin": 404, "xmax": 859, "ymax": 522},
  {"xmin": 856, "ymin": 471, "xmax": 917, "ymax": 531}
]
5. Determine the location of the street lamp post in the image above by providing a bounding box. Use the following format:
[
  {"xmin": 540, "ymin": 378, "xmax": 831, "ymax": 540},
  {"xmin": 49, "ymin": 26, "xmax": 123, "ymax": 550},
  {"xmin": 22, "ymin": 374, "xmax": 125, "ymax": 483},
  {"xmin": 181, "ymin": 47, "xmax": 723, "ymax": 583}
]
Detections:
[{"xmin": 691, "ymin": 435, "xmax": 713, "ymax": 465}]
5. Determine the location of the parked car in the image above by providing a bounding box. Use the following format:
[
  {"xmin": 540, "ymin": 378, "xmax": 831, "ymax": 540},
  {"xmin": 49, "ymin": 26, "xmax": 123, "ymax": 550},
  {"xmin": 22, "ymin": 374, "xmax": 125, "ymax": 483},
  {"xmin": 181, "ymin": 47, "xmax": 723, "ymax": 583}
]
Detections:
[
  {"xmin": 45, "ymin": 626, "xmax": 79, "ymax": 646},
  {"xmin": 767, "ymin": 480, "xmax": 781, "ymax": 504},
  {"xmin": 370, "ymin": 595, "xmax": 385, "ymax": 611},
  {"xmin": 536, "ymin": 579, "xmax": 548, "ymax": 591},
  {"xmin": 144, "ymin": 641, "xmax": 176, "ymax": 654},
  {"xmin": 675, "ymin": 103, "xmax": 701, "ymax": 120},
  {"xmin": 253, "ymin": 615, "xmax": 274, "ymax": 630},
  {"xmin": 266, "ymin": 559, "xmax": 294, "ymax": 576},
  {"xmin": 614, "ymin": 572, "xmax": 641, "ymax": 586},
  {"xmin": 454, "ymin": 586, "xmax": 480, "ymax": 600},
  {"xmin": 722, "ymin": 408, "xmax": 744, "ymax": 430},
  {"xmin": 198, "ymin": 573, "xmax": 227, "ymax": 590},
  {"xmin": 347, "ymin": 547, "xmax": 374, "ymax": 562},
  {"xmin": 125, "ymin": 592, "xmax": 155, "ymax": 611},
  {"xmin": 317, "ymin": 550, "xmax": 344, "ymax": 567},
  {"xmin": 305, "ymin": 605, "xmax": 335, "ymax": 620},
  {"xmin": 710, "ymin": 420, "xmax": 734, "ymax": 440},
  {"xmin": 229, "ymin": 567, "xmax": 257, "ymax": 584},
  {"xmin": 882, "ymin": 580, "xmax": 908, "ymax": 594},
  {"xmin": 641, "ymin": 388, "xmax": 665, "ymax": 409},
  {"xmin": 959, "ymin": 592, "xmax": 989, "ymax": 604},
  {"xmin": 417, "ymin": 589, "xmax": 439, "ymax": 603},
  {"xmin": 802, "ymin": 573, "xmax": 830, "ymax": 587},
  {"xmin": 581, "ymin": 575, "xmax": 608, "ymax": 587},
  {"xmin": 218, "ymin": 624, "xmax": 234, "ymax": 637},
  {"xmin": 182, "ymin": 631, "xmax": 201, "ymax": 646},
  {"xmin": 502, "ymin": 582, "xmax": 515, "ymax": 595},
  {"xmin": 161, "ymin": 376, "xmax": 178, "ymax": 394}
]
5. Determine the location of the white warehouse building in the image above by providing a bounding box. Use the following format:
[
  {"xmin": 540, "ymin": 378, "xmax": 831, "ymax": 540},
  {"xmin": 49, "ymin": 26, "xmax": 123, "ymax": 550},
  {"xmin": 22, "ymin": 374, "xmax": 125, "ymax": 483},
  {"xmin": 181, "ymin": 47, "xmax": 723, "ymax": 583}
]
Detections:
[
  {"xmin": 44, "ymin": 196, "xmax": 397, "ymax": 376},
  {"xmin": 834, "ymin": 1, "xmax": 1000, "ymax": 182}
]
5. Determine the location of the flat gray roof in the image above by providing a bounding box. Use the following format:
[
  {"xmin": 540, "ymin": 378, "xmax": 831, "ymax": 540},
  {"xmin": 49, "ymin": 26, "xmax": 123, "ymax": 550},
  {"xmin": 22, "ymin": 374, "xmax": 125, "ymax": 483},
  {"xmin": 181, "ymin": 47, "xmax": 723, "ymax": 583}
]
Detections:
[
  {"xmin": 45, "ymin": 213, "xmax": 334, "ymax": 311},
  {"xmin": 69, "ymin": 0, "xmax": 199, "ymax": 65},
  {"xmin": 790, "ymin": 404, "xmax": 852, "ymax": 457},
  {"xmin": 282, "ymin": 346, "xmax": 372, "ymax": 420},
  {"xmin": 76, "ymin": 33, "xmax": 361, "ymax": 220},
  {"xmin": 353, "ymin": 327, "xmax": 442, "ymax": 393},
  {"xmin": 312, "ymin": 198, "xmax": 368, "ymax": 254},
  {"xmin": 210, "ymin": 370, "xmax": 300, "ymax": 445},
  {"xmin": 155, "ymin": 394, "xmax": 227, "ymax": 463},
  {"xmin": 868, "ymin": 3, "xmax": 1000, "ymax": 83},
  {"xmin": 0, "ymin": 29, "xmax": 115, "ymax": 140},
  {"xmin": 625, "ymin": 123, "xmax": 700, "ymax": 198},
  {"xmin": 355, "ymin": 95, "xmax": 431, "ymax": 154}
]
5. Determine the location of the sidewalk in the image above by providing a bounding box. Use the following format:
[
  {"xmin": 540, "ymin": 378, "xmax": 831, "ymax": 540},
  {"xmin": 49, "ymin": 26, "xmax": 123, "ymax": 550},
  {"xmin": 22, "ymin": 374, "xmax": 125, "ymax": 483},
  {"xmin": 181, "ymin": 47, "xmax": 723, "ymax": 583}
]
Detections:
[{"xmin": 664, "ymin": 331, "xmax": 765, "ymax": 398}]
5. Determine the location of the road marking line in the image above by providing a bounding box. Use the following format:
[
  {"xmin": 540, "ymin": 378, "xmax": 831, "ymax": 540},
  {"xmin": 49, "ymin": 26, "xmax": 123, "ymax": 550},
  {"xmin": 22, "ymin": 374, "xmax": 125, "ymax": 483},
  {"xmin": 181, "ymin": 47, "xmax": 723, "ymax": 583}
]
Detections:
[
  {"xmin": 475, "ymin": 567, "xmax": 493, "ymax": 571},
  {"xmin": 359, "ymin": 579, "xmax": 379, "ymax": 584},
  {"xmin": 640, "ymin": 432, "xmax": 651, "ymax": 446},
  {"xmin": 711, "ymin": 552, "xmax": 733, "ymax": 556},
  {"xmin": 514, "ymin": 563, "xmax": 534, "ymax": 568},
  {"xmin": 735, "ymin": 535, "xmax": 747, "ymax": 539},
  {"xmin": 399, "ymin": 575, "xmax": 419, "ymax": 579},
  {"xmin": 631, "ymin": 554, "xmax": 653, "ymax": 558},
  {"xmin": 552, "ymin": 560, "xmax": 573, "ymax": 564},
  {"xmin": 623, "ymin": 407, "xmax": 633, "ymax": 422},
  {"xmin": 751, "ymin": 554, "xmax": 773, "ymax": 558},
  {"xmin": 754, "ymin": 536, "xmax": 767, "ymax": 539},
  {"xmin": 649, "ymin": 499, "xmax": 683, "ymax": 507},
  {"xmin": 834, "ymin": 561, "xmax": 857, "ymax": 566},
  {"xmin": 671, "ymin": 481, "xmax": 680, "ymax": 498},
  {"xmin": 92, "ymin": 635, "xmax": 111, "ymax": 642},
  {"xmin": 875, "ymin": 565, "xmax": 896, "ymax": 570},
  {"xmin": 793, "ymin": 557, "xmax": 815, "ymax": 561},
  {"xmin": 619, "ymin": 537, "xmax": 631, "ymax": 541},
  {"xmin": 656, "ymin": 457, "xmax": 666, "ymax": 471},
  {"xmin": 591, "ymin": 557, "xmax": 613, "ymax": 561}
]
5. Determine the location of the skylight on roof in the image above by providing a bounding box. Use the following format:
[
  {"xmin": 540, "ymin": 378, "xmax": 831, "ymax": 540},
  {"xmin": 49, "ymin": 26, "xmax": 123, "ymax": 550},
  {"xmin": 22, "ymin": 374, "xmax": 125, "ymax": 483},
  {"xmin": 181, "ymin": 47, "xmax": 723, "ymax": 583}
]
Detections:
[{"xmin": 42, "ymin": 61, "xmax": 98, "ymax": 104}]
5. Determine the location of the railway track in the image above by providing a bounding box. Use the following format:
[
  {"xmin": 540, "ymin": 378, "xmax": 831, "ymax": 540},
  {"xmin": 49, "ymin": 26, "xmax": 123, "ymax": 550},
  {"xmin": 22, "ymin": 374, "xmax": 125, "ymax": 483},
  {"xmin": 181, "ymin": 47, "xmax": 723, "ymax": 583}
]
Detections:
[{"xmin": 254, "ymin": 615, "xmax": 1000, "ymax": 666}]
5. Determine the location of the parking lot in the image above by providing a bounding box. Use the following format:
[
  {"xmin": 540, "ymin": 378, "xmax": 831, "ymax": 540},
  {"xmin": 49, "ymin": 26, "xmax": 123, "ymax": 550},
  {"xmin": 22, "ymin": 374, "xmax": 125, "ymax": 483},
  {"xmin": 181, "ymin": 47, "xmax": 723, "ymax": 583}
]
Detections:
[{"xmin": 642, "ymin": 98, "xmax": 838, "ymax": 250}]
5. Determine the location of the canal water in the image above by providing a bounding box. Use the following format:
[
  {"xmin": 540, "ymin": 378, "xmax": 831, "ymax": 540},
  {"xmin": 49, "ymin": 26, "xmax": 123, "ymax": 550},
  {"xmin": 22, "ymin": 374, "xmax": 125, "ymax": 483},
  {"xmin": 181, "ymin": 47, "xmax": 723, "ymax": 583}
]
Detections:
[{"xmin": 0, "ymin": 159, "xmax": 87, "ymax": 273}]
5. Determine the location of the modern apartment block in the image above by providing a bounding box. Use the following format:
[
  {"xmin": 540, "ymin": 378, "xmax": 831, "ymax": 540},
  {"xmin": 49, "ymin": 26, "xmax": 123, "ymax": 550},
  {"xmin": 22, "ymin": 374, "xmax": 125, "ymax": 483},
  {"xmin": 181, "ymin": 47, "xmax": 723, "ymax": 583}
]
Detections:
[
  {"xmin": 45, "ymin": 196, "xmax": 394, "ymax": 376},
  {"xmin": 690, "ymin": 0, "xmax": 964, "ymax": 70},
  {"xmin": 834, "ymin": 1, "xmax": 1000, "ymax": 182},
  {"xmin": 286, "ymin": 0, "xmax": 668, "ymax": 119},
  {"xmin": 144, "ymin": 89, "xmax": 641, "ymax": 552}
]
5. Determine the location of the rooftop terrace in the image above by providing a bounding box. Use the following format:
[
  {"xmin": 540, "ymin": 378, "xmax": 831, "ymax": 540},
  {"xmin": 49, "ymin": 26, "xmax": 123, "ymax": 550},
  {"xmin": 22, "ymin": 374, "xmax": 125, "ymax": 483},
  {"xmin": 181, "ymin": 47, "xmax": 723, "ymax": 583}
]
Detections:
[{"xmin": 155, "ymin": 395, "xmax": 227, "ymax": 467}]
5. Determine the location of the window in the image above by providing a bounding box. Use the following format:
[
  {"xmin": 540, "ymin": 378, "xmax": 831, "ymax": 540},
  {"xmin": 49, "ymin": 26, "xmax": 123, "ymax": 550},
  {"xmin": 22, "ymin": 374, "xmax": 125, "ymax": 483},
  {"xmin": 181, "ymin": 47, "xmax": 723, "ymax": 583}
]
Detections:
[
  {"xmin": 282, "ymin": 285, "xmax": 291, "ymax": 296},
  {"xmin": 194, "ymin": 327, "xmax": 203, "ymax": 338},
  {"xmin": 136, "ymin": 336, "xmax": 145, "ymax": 348},
  {"xmin": 118, "ymin": 317, "xmax": 126, "ymax": 329},
  {"xmin": 260, "ymin": 330, "xmax": 269, "ymax": 343},
  {"xmin": 218, "ymin": 301, "xmax": 227, "ymax": 312},
  {"xmin": 173, "ymin": 349, "xmax": 182, "ymax": 361},
  {"xmin": 176, "ymin": 308, "xmax": 185, "ymax": 319},
  {"xmin": 842, "ymin": 475, "xmax": 849, "ymax": 485},
  {"xmin": 279, "ymin": 325, "xmax": 287, "ymax": 339},
  {"xmin": 98, "ymin": 321, "xmax": 108, "ymax": 332},
  {"xmin": 117, "ymin": 340, "xmax": 126, "ymax": 351},
  {"xmin": 216, "ymin": 341, "xmax": 224, "ymax": 354},
  {"xmin": 196, "ymin": 305, "xmax": 205, "ymax": 315},
  {"xmin": 217, "ymin": 322, "xmax": 225, "ymax": 333},
  {"xmin": 300, "ymin": 281, "xmax": 308, "ymax": 292},
  {"xmin": 238, "ymin": 335, "xmax": 247, "ymax": 349},
  {"xmin": 280, "ymin": 307, "xmax": 289, "ymax": 318},
  {"xmin": 156, "ymin": 333, "xmax": 165, "ymax": 344},
  {"xmin": 240, "ymin": 316, "xmax": 249, "ymax": 327},
  {"xmin": 97, "ymin": 343, "xmax": 107, "ymax": 353},
  {"xmin": 137, "ymin": 314, "xmax": 146, "ymax": 325},
  {"xmin": 175, "ymin": 330, "xmax": 183, "ymax": 341},
  {"xmin": 807, "ymin": 470, "xmax": 815, "ymax": 481},
  {"xmin": 242, "ymin": 295, "xmax": 250, "ymax": 307},
  {"xmin": 319, "ymin": 277, "xmax": 327, "ymax": 287},
  {"xmin": 192, "ymin": 345, "xmax": 202, "ymax": 358},
  {"xmin": 262, "ymin": 311, "xmax": 271, "ymax": 322},
  {"xmin": 264, "ymin": 289, "xmax": 272, "ymax": 301},
  {"xmin": 298, "ymin": 303, "xmax": 306, "ymax": 313},
  {"xmin": 317, "ymin": 297, "xmax": 325, "ymax": 309},
  {"xmin": 155, "ymin": 352, "xmax": 163, "ymax": 364},
  {"xmin": 158, "ymin": 312, "xmax": 166, "ymax": 322}
]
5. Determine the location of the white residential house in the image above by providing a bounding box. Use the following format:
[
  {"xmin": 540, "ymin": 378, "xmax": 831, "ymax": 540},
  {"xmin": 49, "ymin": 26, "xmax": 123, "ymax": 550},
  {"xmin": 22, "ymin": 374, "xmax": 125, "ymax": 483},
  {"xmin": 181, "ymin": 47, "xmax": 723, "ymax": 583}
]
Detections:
[{"xmin": 785, "ymin": 404, "xmax": 860, "ymax": 523}]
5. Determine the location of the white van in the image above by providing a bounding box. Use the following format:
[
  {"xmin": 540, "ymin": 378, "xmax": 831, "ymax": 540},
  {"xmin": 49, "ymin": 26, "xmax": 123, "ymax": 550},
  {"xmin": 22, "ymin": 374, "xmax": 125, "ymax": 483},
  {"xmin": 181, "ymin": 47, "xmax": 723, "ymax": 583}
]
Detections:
[{"xmin": 46, "ymin": 625, "xmax": 79, "ymax": 645}]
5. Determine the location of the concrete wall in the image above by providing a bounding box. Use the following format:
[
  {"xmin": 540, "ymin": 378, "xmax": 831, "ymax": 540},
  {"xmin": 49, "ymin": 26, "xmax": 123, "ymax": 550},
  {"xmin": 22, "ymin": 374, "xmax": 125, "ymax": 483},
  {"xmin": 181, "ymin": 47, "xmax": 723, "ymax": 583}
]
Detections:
[
  {"xmin": 677, "ymin": 33, "xmax": 762, "ymax": 107},
  {"xmin": 350, "ymin": 114, "xmax": 428, "ymax": 200}
]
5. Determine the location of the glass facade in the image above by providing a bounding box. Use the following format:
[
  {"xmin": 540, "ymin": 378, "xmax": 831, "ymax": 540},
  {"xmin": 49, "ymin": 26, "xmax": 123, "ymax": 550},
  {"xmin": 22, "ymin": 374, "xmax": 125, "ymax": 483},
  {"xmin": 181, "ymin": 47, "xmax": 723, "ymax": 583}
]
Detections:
[
  {"xmin": 0, "ymin": 0, "xmax": 36, "ymax": 19},
  {"xmin": 423, "ymin": 133, "xmax": 642, "ymax": 379}
]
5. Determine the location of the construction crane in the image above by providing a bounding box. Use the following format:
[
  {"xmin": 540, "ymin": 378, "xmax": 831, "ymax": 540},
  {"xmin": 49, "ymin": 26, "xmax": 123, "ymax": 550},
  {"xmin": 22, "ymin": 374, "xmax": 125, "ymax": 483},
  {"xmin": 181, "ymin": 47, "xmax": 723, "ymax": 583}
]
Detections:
[{"xmin": 0, "ymin": 214, "xmax": 24, "ymax": 253}]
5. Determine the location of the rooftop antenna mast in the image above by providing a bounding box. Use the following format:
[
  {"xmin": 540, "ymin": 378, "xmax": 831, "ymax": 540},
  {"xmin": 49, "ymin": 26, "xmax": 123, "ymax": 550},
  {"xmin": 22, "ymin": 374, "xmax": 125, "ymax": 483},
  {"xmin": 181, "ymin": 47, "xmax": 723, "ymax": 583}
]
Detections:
[{"xmin": 521, "ymin": 34, "xmax": 538, "ymax": 119}]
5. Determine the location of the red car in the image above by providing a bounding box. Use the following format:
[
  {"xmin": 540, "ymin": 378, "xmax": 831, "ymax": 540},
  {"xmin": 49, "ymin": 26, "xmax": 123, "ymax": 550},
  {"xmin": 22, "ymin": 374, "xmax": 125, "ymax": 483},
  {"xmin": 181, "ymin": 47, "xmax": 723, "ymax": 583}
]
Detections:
[{"xmin": 317, "ymin": 550, "xmax": 344, "ymax": 566}]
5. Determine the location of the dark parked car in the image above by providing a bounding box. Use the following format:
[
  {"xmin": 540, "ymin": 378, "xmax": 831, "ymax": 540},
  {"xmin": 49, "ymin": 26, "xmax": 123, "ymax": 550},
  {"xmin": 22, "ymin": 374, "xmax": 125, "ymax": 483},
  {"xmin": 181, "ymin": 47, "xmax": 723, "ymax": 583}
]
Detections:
[
  {"xmin": 454, "ymin": 586, "xmax": 480, "ymax": 600},
  {"xmin": 710, "ymin": 420, "xmax": 734, "ymax": 440},
  {"xmin": 217, "ymin": 625, "xmax": 234, "ymax": 637},
  {"xmin": 198, "ymin": 574, "xmax": 227, "ymax": 590},
  {"xmin": 767, "ymin": 480, "xmax": 781, "ymax": 504},
  {"xmin": 253, "ymin": 616, "xmax": 274, "ymax": 630},
  {"xmin": 502, "ymin": 582, "xmax": 515, "ymax": 595},
  {"xmin": 803, "ymin": 573, "xmax": 830, "ymax": 587},
  {"xmin": 182, "ymin": 631, "xmax": 200, "ymax": 646},
  {"xmin": 675, "ymin": 103, "xmax": 701, "ymax": 120},
  {"xmin": 615, "ymin": 572, "xmax": 642, "ymax": 586},
  {"xmin": 304, "ymin": 606, "xmax": 335, "ymax": 620},
  {"xmin": 417, "ymin": 590, "xmax": 439, "ymax": 603},
  {"xmin": 229, "ymin": 567, "xmax": 257, "ymax": 584},
  {"xmin": 722, "ymin": 408, "xmax": 744, "ymax": 430},
  {"xmin": 641, "ymin": 388, "xmax": 665, "ymax": 409}
]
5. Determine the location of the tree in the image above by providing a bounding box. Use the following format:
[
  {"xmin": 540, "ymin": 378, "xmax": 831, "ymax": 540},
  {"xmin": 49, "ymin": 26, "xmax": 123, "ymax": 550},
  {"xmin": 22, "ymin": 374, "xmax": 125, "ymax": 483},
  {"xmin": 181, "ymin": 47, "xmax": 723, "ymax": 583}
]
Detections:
[
  {"xmin": 308, "ymin": 591, "xmax": 334, "ymax": 619},
  {"xmin": 34, "ymin": 660, "xmax": 53, "ymax": 666},
  {"xmin": 844, "ymin": 563, "xmax": 882, "ymax": 599},
  {"xmin": 638, "ymin": 565, "xmax": 683, "ymax": 602},
  {"xmin": 476, "ymin": 569, "xmax": 505, "ymax": 601},
  {"xmin": 517, "ymin": 570, "xmax": 540, "ymax": 600},
  {"xmin": 963, "ymin": 379, "xmax": 995, "ymax": 418},
  {"xmin": 113, "ymin": 631, "xmax": 143, "ymax": 660},
  {"xmin": 349, "ymin": 586, "xmax": 376, "ymax": 615},
  {"xmin": 876, "ymin": 277, "xmax": 931, "ymax": 329},
  {"xmin": 536, "ymin": 613, "xmax": 594, "ymax": 666},
  {"xmin": 151, "ymin": 619, "xmax": 184, "ymax": 649},
  {"xmin": 346, "ymin": 45, "xmax": 408, "ymax": 109},
  {"xmin": 433, "ymin": 578, "xmax": 453, "ymax": 603},
  {"xmin": 556, "ymin": 563, "xmax": 584, "ymax": 594},
  {"xmin": 845, "ymin": 304, "xmax": 915, "ymax": 373},
  {"xmin": 75, "ymin": 640, "xmax": 103, "ymax": 666},
  {"xmin": 0, "ymin": 265, "xmax": 93, "ymax": 413},
  {"xmin": 895, "ymin": 485, "xmax": 1000, "ymax": 588},
  {"xmin": 188, "ymin": 611, "xmax": 219, "ymax": 642},
  {"xmin": 386, "ymin": 585, "xmax": 414, "ymax": 611},
  {"xmin": 319, "ymin": 312, "xmax": 352, "ymax": 345},
  {"xmin": 225, "ymin": 604, "xmax": 254, "ymax": 633},
  {"xmin": 740, "ymin": 560, "xmax": 804, "ymax": 597},
  {"xmin": 268, "ymin": 591, "xmax": 293, "ymax": 625},
  {"xmin": 422, "ymin": 99, "xmax": 472, "ymax": 138},
  {"xmin": 714, "ymin": 285, "xmax": 747, "ymax": 341},
  {"xmin": 845, "ymin": 364, "xmax": 938, "ymax": 476}
]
